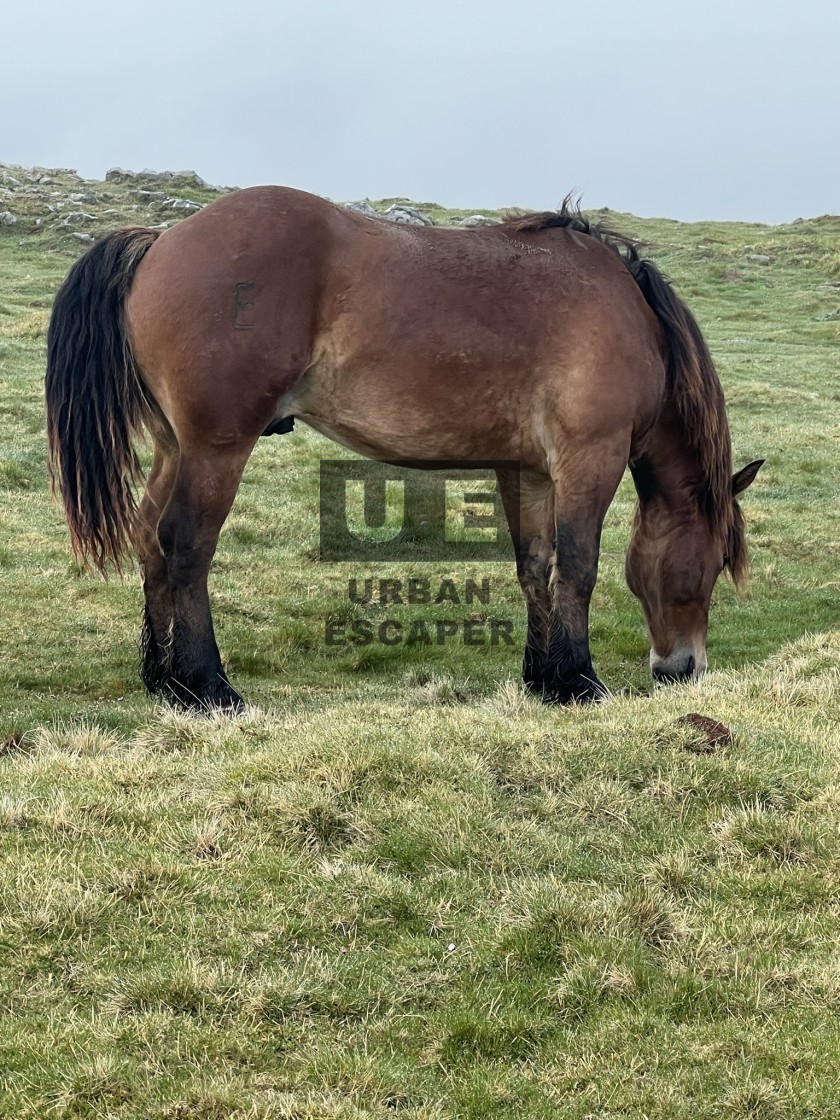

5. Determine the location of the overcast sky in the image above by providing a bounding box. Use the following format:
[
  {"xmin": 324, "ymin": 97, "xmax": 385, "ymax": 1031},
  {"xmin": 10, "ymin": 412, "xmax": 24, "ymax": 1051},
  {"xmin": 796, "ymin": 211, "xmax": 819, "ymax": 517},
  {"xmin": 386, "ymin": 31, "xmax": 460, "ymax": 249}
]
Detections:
[{"xmin": 3, "ymin": 0, "xmax": 837, "ymax": 223}]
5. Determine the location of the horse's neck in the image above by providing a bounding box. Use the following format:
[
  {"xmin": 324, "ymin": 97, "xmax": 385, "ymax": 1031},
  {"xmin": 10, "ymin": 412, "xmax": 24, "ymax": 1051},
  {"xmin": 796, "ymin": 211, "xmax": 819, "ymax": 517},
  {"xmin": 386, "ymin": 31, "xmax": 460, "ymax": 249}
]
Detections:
[{"xmin": 630, "ymin": 407, "xmax": 705, "ymax": 530}]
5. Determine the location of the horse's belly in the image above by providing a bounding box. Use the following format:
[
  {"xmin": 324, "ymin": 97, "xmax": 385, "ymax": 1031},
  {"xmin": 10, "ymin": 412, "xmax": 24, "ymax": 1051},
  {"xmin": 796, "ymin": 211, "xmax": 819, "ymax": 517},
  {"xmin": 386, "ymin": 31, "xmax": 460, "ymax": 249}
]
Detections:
[{"xmin": 280, "ymin": 360, "xmax": 539, "ymax": 465}]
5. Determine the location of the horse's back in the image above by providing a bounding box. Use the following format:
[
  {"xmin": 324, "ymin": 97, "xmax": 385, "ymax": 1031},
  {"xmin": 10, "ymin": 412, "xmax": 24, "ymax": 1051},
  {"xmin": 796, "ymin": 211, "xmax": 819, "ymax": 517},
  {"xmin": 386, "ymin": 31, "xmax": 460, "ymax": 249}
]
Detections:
[{"xmin": 123, "ymin": 185, "xmax": 666, "ymax": 466}]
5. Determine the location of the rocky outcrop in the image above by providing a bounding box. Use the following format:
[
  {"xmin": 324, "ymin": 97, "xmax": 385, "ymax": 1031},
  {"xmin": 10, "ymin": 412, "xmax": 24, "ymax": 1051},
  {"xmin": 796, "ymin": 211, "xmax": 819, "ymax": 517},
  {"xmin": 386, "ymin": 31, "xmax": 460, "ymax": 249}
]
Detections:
[
  {"xmin": 104, "ymin": 167, "xmax": 222, "ymax": 191},
  {"xmin": 0, "ymin": 161, "xmax": 219, "ymax": 241},
  {"xmin": 0, "ymin": 160, "xmax": 506, "ymax": 244}
]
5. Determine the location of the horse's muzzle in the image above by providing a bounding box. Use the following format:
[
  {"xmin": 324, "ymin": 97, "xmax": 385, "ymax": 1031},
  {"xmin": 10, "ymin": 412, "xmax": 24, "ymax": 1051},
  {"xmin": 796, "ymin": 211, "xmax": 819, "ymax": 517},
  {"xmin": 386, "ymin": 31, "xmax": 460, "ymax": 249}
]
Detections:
[{"xmin": 650, "ymin": 648, "xmax": 706, "ymax": 683}]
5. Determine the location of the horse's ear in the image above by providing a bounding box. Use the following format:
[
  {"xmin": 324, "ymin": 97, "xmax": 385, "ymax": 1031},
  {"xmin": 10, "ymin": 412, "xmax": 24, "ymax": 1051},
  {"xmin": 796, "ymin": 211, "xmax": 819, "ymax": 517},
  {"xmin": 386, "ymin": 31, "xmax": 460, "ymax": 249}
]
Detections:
[{"xmin": 732, "ymin": 459, "xmax": 764, "ymax": 496}]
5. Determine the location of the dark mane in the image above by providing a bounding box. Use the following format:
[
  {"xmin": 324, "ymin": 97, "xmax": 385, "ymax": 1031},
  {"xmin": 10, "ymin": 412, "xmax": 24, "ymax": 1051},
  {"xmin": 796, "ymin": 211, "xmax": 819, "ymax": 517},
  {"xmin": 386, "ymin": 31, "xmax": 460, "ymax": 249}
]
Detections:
[
  {"xmin": 497, "ymin": 196, "xmax": 747, "ymax": 585},
  {"xmin": 497, "ymin": 195, "xmax": 641, "ymax": 265}
]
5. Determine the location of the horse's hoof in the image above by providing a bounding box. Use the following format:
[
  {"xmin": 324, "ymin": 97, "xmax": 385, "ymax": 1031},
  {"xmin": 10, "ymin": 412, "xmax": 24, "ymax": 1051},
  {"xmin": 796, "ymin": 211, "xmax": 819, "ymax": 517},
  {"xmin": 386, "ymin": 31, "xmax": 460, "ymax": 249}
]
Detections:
[
  {"xmin": 529, "ymin": 674, "xmax": 607, "ymax": 706},
  {"xmin": 165, "ymin": 676, "xmax": 245, "ymax": 715},
  {"xmin": 212, "ymin": 687, "xmax": 246, "ymax": 715}
]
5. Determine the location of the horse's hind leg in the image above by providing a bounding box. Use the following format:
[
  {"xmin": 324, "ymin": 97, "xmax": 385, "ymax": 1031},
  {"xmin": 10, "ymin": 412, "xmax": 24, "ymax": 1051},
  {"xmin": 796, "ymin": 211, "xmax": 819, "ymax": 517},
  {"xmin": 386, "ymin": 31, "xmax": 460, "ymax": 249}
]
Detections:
[
  {"xmin": 156, "ymin": 443, "xmax": 254, "ymax": 711},
  {"xmin": 135, "ymin": 437, "xmax": 179, "ymax": 695},
  {"xmin": 497, "ymin": 469, "xmax": 554, "ymax": 691}
]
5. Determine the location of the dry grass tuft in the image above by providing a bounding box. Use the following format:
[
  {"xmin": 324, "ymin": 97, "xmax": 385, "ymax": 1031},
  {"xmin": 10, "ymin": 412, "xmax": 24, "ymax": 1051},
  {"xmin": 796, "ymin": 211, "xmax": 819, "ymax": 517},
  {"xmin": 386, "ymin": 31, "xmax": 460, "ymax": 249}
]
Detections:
[{"xmin": 714, "ymin": 804, "xmax": 808, "ymax": 864}]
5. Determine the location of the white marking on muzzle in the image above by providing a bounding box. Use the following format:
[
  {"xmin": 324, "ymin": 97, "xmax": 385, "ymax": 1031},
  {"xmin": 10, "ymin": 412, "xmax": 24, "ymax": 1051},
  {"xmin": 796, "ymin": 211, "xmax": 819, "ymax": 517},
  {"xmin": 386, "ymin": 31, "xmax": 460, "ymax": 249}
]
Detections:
[{"xmin": 650, "ymin": 644, "xmax": 707, "ymax": 681}]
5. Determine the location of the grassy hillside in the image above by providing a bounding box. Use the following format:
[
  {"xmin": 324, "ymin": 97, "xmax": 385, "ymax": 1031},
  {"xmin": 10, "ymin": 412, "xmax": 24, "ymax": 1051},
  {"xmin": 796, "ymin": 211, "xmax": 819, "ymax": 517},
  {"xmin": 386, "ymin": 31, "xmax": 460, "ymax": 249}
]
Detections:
[{"xmin": 1, "ymin": 162, "xmax": 839, "ymax": 1118}]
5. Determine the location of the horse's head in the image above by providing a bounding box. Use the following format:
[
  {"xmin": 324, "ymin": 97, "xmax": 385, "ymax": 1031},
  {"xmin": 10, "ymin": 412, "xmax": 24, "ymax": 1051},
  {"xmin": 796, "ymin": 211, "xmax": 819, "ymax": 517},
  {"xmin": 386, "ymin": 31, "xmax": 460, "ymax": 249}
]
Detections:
[{"xmin": 625, "ymin": 459, "xmax": 763, "ymax": 683}]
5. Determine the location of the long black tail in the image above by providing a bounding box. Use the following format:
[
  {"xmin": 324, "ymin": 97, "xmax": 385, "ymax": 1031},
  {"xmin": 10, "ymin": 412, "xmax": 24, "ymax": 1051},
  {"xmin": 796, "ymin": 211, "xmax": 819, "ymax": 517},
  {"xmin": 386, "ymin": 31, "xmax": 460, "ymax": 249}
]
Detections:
[{"xmin": 45, "ymin": 228, "xmax": 160, "ymax": 574}]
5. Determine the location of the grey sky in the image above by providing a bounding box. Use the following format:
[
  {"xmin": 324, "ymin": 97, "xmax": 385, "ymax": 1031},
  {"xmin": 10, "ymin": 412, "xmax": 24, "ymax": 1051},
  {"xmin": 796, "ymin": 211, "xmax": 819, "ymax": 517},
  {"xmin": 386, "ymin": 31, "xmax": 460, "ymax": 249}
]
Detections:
[{"xmin": 4, "ymin": 0, "xmax": 837, "ymax": 223}]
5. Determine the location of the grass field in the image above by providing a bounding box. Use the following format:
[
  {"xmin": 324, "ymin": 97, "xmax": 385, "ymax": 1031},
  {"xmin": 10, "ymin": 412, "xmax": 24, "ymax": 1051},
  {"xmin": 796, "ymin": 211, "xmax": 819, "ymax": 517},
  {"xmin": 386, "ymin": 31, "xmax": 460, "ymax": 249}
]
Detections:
[{"xmin": 0, "ymin": 164, "xmax": 838, "ymax": 1118}]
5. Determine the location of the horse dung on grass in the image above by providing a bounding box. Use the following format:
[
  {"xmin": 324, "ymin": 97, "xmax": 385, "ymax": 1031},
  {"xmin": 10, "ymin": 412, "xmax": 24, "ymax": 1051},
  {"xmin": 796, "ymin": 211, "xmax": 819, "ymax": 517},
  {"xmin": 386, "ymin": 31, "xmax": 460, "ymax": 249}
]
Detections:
[{"xmin": 45, "ymin": 187, "xmax": 762, "ymax": 711}]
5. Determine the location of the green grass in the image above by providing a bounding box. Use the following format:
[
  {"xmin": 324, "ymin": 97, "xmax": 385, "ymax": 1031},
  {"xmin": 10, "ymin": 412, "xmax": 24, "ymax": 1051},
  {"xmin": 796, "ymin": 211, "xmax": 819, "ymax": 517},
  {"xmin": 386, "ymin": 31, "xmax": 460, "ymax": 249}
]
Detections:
[{"xmin": 0, "ymin": 161, "xmax": 839, "ymax": 1118}]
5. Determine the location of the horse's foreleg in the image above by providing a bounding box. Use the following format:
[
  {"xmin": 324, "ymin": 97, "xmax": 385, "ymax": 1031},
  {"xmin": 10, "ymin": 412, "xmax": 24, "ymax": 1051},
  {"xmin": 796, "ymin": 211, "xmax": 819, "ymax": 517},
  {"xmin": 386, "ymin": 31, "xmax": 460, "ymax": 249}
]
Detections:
[
  {"xmin": 497, "ymin": 469, "xmax": 554, "ymax": 692},
  {"xmin": 542, "ymin": 443, "xmax": 628, "ymax": 704},
  {"xmin": 156, "ymin": 444, "xmax": 253, "ymax": 711},
  {"xmin": 542, "ymin": 513, "xmax": 604, "ymax": 703},
  {"xmin": 135, "ymin": 439, "xmax": 179, "ymax": 696}
]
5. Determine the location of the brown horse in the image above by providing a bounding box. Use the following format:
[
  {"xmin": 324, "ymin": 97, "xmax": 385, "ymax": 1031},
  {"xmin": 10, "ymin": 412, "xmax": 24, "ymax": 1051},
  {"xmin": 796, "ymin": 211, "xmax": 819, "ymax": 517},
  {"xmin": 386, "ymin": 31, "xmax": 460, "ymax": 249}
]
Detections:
[{"xmin": 45, "ymin": 186, "xmax": 762, "ymax": 711}]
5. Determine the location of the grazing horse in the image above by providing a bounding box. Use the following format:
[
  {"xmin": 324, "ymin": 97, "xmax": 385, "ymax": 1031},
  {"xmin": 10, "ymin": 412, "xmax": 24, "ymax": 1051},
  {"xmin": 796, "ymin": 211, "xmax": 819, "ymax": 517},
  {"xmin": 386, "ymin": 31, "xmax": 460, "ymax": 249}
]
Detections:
[{"xmin": 45, "ymin": 186, "xmax": 762, "ymax": 711}]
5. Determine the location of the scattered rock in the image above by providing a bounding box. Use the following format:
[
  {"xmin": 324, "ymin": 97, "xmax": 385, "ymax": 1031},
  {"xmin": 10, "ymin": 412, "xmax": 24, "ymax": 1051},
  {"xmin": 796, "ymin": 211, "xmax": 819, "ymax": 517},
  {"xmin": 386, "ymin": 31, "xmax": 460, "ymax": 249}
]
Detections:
[
  {"xmin": 748, "ymin": 254, "xmax": 772, "ymax": 263},
  {"xmin": 345, "ymin": 199, "xmax": 382, "ymax": 219},
  {"xmin": 0, "ymin": 212, "xmax": 17, "ymax": 226},
  {"xmin": 383, "ymin": 204, "xmax": 435, "ymax": 226},
  {"xmin": 814, "ymin": 308, "xmax": 840, "ymax": 321},
  {"xmin": 61, "ymin": 211, "xmax": 96, "ymax": 225},
  {"xmin": 135, "ymin": 189, "xmax": 167, "ymax": 202},
  {"xmin": 161, "ymin": 197, "xmax": 203, "ymax": 213},
  {"xmin": 672, "ymin": 713, "xmax": 733, "ymax": 753},
  {"xmin": 166, "ymin": 170, "xmax": 209, "ymax": 188},
  {"xmin": 1, "ymin": 175, "xmax": 21, "ymax": 188},
  {"xmin": 72, "ymin": 232, "xmax": 94, "ymax": 244},
  {"xmin": 457, "ymin": 214, "xmax": 498, "ymax": 228},
  {"xmin": 67, "ymin": 191, "xmax": 98, "ymax": 204},
  {"xmin": 32, "ymin": 165, "xmax": 78, "ymax": 178}
]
